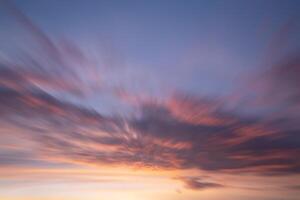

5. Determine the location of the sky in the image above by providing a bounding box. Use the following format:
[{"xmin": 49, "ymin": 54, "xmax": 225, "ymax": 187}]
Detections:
[{"xmin": 0, "ymin": 0, "xmax": 300, "ymax": 200}]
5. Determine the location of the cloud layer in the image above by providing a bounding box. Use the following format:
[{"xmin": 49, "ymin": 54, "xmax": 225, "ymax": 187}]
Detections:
[{"xmin": 0, "ymin": 1, "xmax": 300, "ymax": 192}]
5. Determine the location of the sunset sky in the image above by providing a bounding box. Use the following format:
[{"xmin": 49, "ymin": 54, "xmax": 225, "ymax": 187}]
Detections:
[{"xmin": 0, "ymin": 0, "xmax": 300, "ymax": 200}]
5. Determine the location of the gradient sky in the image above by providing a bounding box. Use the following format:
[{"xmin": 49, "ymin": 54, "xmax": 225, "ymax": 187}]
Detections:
[{"xmin": 0, "ymin": 0, "xmax": 300, "ymax": 200}]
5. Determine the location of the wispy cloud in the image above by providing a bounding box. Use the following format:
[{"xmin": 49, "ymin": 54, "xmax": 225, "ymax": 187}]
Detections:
[
  {"xmin": 177, "ymin": 176, "xmax": 224, "ymax": 190},
  {"xmin": 0, "ymin": 1, "xmax": 300, "ymax": 195}
]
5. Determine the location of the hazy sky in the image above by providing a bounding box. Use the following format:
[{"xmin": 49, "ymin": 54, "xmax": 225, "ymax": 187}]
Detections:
[{"xmin": 0, "ymin": 0, "xmax": 300, "ymax": 200}]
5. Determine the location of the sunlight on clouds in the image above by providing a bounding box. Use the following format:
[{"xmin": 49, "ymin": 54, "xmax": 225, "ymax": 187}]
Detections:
[{"xmin": 0, "ymin": 0, "xmax": 300, "ymax": 200}]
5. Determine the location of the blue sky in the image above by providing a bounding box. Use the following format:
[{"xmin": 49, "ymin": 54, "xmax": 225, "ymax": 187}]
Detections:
[{"xmin": 10, "ymin": 0, "xmax": 300, "ymax": 101}]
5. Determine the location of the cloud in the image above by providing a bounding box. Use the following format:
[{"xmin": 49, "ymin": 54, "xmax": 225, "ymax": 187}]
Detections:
[
  {"xmin": 1, "ymin": 80, "xmax": 299, "ymax": 175},
  {"xmin": 1, "ymin": 0, "xmax": 103, "ymax": 98},
  {"xmin": 178, "ymin": 176, "xmax": 224, "ymax": 190},
  {"xmin": 287, "ymin": 185, "xmax": 300, "ymax": 190},
  {"xmin": 0, "ymin": 63, "xmax": 300, "ymax": 174},
  {"xmin": 0, "ymin": 1, "xmax": 300, "ymax": 181}
]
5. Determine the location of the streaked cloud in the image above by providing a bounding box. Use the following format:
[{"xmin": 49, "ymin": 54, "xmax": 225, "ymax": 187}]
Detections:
[
  {"xmin": 0, "ymin": 1, "xmax": 300, "ymax": 199},
  {"xmin": 179, "ymin": 176, "xmax": 224, "ymax": 190}
]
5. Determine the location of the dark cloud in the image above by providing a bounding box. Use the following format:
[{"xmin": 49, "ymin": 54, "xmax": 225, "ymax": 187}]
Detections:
[
  {"xmin": 0, "ymin": 66, "xmax": 300, "ymax": 174},
  {"xmin": 178, "ymin": 177, "xmax": 224, "ymax": 190},
  {"xmin": 287, "ymin": 185, "xmax": 300, "ymax": 190},
  {"xmin": 1, "ymin": 79, "xmax": 299, "ymax": 175}
]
